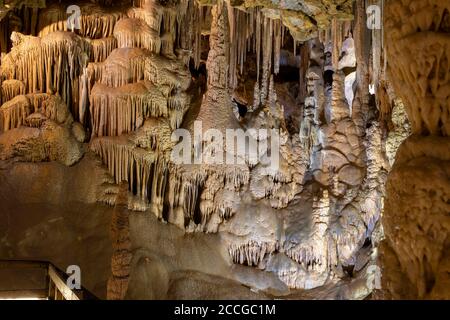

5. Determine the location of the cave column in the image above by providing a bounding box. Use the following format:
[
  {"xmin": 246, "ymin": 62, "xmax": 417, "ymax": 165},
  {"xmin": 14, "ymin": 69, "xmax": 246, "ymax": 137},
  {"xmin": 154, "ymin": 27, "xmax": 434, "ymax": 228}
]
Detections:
[{"xmin": 382, "ymin": 0, "xmax": 450, "ymax": 299}]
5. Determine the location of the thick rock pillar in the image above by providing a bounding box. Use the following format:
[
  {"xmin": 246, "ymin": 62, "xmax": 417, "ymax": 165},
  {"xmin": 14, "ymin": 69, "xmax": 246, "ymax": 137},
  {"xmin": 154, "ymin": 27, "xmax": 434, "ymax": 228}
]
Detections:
[{"xmin": 382, "ymin": 0, "xmax": 450, "ymax": 299}]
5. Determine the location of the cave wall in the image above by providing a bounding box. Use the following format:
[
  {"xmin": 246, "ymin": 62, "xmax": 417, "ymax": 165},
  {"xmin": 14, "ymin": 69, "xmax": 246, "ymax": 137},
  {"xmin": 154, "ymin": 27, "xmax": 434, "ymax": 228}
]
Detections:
[
  {"xmin": 380, "ymin": 0, "xmax": 450, "ymax": 299},
  {"xmin": 0, "ymin": 0, "xmax": 446, "ymax": 300}
]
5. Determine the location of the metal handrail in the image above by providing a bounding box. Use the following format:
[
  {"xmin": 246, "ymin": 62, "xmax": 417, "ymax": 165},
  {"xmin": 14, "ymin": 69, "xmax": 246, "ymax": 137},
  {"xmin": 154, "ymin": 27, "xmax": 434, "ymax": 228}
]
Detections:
[{"xmin": 0, "ymin": 260, "xmax": 94, "ymax": 300}]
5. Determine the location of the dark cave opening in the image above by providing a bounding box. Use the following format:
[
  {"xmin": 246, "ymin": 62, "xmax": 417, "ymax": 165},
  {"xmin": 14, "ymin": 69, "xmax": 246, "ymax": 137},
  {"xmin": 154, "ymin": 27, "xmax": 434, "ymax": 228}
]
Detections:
[
  {"xmin": 324, "ymin": 70, "xmax": 334, "ymax": 88},
  {"xmin": 233, "ymin": 99, "xmax": 248, "ymax": 118},
  {"xmin": 274, "ymin": 65, "xmax": 300, "ymax": 83}
]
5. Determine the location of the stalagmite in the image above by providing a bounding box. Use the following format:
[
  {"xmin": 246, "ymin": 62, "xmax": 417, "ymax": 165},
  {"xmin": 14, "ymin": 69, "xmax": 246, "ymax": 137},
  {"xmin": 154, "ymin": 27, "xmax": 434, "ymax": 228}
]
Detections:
[{"xmin": 107, "ymin": 183, "xmax": 132, "ymax": 300}]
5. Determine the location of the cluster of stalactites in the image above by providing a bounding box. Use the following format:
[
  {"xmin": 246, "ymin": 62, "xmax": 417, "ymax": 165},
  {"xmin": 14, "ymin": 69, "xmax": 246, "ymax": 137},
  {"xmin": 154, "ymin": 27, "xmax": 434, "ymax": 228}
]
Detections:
[
  {"xmin": 228, "ymin": 241, "xmax": 279, "ymax": 267},
  {"xmin": 87, "ymin": 37, "xmax": 118, "ymax": 63},
  {"xmin": 91, "ymin": 136, "xmax": 248, "ymax": 228},
  {"xmin": 37, "ymin": 3, "xmax": 123, "ymax": 39},
  {"xmin": 114, "ymin": 18, "xmax": 161, "ymax": 54},
  {"xmin": 0, "ymin": 95, "xmax": 32, "ymax": 131},
  {"xmin": 227, "ymin": 7, "xmax": 283, "ymax": 93},
  {"xmin": 85, "ymin": 47, "xmax": 191, "ymax": 136},
  {"xmin": 165, "ymin": 164, "xmax": 250, "ymax": 231},
  {"xmin": 0, "ymin": 92, "xmax": 73, "ymax": 132},
  {"xmin": 184, "ymin": 3, "xmax": 287, "ymax": 97},
  {"xmin": 89, "ymin": 85, "xmax": 189, "ymax": 137},
  {"xmin": 317, "ymin": 19, "xmax": 353, "ymax": 71},
  {"xmin": 1, "ymin": 79, "xmax": 25, "ymax": 104},
  {"xmin": 86, "ymin": 48, "xmax": 148, "ymax": 88},
  {"xmin": 1, "ymin": 32, "xmax": 89, "ymax": 121},
  {"xmin": 129, "ymin": 0, "xmax": 192, "ymax": 59},
  {"xmin": 90, "ymin": 137, "xmax": 168, "ymax": 208},
  {"xmin": 89, "ymin": 81, "xmax": 168, "ymax": 137}
]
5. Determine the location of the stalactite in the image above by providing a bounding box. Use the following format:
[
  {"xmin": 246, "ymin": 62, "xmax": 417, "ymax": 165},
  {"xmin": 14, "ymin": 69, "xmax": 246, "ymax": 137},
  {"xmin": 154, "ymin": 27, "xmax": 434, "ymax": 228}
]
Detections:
[
  {"xmin": 256, "ymin": 8, "xmax": 261, "ymax": 82},
  {"xmin": 371, "ymin": 2, "xmax": 382, "ymax": 92},
  {"xmin": 161, "ymin": 7, "xmax": 177, "ymax": 38},
  {"xmin": 331, "ymin": 18, "xmax": 342, "ymax": 70},
  {"xmin": 228, "ymin": 241, "xmax": 278, "ymax": 267},
  {"xmin": 95, "ymin": 48, "xmax": 148, "ymax": 88},
  {"xmin": 238, "ymin": 10, "xmax": 244, "ymax": 76},
  {"xmin": 128, "ymin": 0, "xmax": 163, "ymax": 34},
  {"xmin": 90, "ymin": 137, "xmax": 169, "ymax": 217},
  {"xmin": 274, "ymin": 19, "xmax": 281, "ymax": 75},
  {"xmin": 260, "ymin": 17, "xmax": 273, "ymax": 106},
  {"xmin": 160, "ymin": 32, "xmax": 174, "ymax": 57},
  {"xmin": 227, "ymin": 7, "xmax": 265, "ymax": 88},
  {"xmin": 298, "ymin": 43, "xmax": 310, "ymax": 104},
  {"xmin": 192, "ymin": 4, "xmax": 202, "ymax": 69},
  {"xmin": 167, "ymin": 92, "xmax": 190, "ymax": 129},
  {"xmin": 176, "ymin": 0, "xmax": 196, "ymax": 62},
  {"xmin": 1, "ymin": 32, "xmax": 89, "ymax": 122},
  {"xmin": 227, "ymin": 2, "xmax": 236, "ymax": 89},
  {"xmin": 79, "ymin": 67, "xmax": 89, "ymax": 127},
  {"xmin": 37, "ymin": 3, "xmax": 123, "ymax": 39},
  {"xmin": 114, "ymin": 18, "xmax": 161, "ymax": 54},
  {"xmin": 0, "ymin": 95, "xmax": 32, "ymax": 131},
  {"xmin": 1, "ymin": 79, "xmax": 25, "ymax": 104},
  {"xmin": 78, "ymin": 8, "xmax": 122, "ymax": 39},
  {"xmin": 352, "ymin": 0, "xmax": 371, "ymax": 131},
  {"xmin": 88, "ymin": 37, "xmax": 118, "ymax": 63},
  {"xmin": 26, "ymin": 93, "xmax": 51, "ymax": 112},
  {"xmin": 90, "ymin": 81, "xmax": 168, "ymax": 137}
]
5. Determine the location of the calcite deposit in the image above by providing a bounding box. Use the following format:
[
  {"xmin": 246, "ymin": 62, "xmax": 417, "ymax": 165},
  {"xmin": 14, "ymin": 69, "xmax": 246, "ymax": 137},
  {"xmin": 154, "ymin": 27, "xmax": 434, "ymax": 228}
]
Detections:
[{"xmin": 0, "ymin": 0, "xmax": 448, "ymax": 300}]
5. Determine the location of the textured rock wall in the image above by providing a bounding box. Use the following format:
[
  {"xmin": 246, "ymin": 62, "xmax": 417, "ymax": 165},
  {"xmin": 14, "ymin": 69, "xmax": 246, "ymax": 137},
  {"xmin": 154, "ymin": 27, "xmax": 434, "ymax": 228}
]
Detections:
[
  {"xmin": 2, "ymin": 0, "xmax": 440, "ymax": 300},
  {"xmin": 382, "ymin": 0, "xmax": 450, "ymax": 299}
]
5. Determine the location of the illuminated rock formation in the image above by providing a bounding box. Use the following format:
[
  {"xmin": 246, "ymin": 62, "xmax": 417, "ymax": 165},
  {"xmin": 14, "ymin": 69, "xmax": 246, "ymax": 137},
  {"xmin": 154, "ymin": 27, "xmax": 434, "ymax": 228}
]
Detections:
[
  {"xmin": 381, "ymin": 0, "xmax": 450, "ymax": 299},
  {"xmin": 0, "ymin": 0, "xmax": 447, "ymax": 300}
]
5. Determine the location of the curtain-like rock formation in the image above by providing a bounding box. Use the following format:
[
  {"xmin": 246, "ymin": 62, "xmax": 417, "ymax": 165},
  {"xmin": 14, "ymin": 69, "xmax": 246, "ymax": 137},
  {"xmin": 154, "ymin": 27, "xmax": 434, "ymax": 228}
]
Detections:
[{"xmin": 0, "ymin": 0, "xmax": 446, "ymax": 300}]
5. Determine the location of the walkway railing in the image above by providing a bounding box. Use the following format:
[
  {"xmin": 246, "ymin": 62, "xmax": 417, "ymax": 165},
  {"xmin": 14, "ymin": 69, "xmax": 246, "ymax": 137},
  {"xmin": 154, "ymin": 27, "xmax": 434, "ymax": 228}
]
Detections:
[{"xmin": 0, "ymin": 260, "xmax": 96, "ymax": 300}]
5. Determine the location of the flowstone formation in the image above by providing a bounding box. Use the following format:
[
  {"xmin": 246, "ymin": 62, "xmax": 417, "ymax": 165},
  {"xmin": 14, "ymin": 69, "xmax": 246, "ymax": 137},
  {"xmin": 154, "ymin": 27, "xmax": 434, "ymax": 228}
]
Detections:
[
  {"xmin": 381, "ymin": 0, "xmax": 450, "ymax": 299},
  {"xmin": 0, "ymin": 0, "xmax": 446, "ymax": 300}
]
